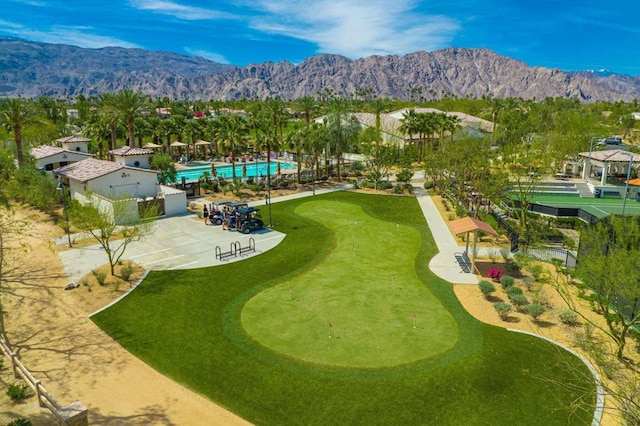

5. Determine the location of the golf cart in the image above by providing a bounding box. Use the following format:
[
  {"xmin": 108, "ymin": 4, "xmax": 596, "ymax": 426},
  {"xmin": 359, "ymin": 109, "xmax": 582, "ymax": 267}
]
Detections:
[
  {"xmin": 236, "ymin": 207, "xmax": 265, "ymax": 234},
  {"xmin": 209, "ymin": 200, "xmax": 232, "ymax": 225}
]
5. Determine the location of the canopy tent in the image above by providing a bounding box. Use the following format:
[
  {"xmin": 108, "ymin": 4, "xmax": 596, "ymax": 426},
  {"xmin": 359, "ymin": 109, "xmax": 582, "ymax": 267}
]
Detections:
[
  {"xmin": 449, "ymin": 217, "xmax": 498, "ymax": 273},
  {"xmin": 195, "ymin": 140, "xmax": 212, "ymax": 158},
  {"xmin": 170, "ymin": 141, "xmax": 188, "ymax": 157},
  {"xmin": 142, "ymin": 142, "xmax": 162, "ymax": 149}
]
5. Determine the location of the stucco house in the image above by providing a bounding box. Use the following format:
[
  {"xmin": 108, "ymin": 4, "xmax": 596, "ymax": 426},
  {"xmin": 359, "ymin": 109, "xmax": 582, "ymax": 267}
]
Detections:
[
  {"xmin": 55, "ymin": 158, "xmax": 186, "ymax": 223},
  {"xmin": 109, "ymin": 146, "xmax": 154, "ymax": 169},
  {"xmin": 31, "ymin": 135, "xmax": 94, "ymax": 173}
]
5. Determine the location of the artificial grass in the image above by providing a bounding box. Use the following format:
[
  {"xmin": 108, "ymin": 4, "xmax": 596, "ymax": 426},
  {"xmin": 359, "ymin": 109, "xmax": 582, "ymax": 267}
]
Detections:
[
  {"xmin": 92, "ymin": 191, "xmax": 596, "ymax": 425},
  {"xmin": 242, "ymin": 200, "xmax": 457, "ymax": 367}
]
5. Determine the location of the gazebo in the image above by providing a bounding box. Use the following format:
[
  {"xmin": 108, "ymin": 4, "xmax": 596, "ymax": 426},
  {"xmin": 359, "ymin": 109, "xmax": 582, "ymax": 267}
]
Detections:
[
  {"xmin": 580, "ymin": 149, "xmax": 640, "ymax": 185},
  {"xmin": 449, "ymin": 216, "xmax": 498, "ymax": 273}
]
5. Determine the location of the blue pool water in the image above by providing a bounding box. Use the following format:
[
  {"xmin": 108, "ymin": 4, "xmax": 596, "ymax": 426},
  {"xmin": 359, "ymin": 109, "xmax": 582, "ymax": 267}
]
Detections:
[{"xmin": 174, "ymin": 161, "xmax": 296, "ymax": 181}]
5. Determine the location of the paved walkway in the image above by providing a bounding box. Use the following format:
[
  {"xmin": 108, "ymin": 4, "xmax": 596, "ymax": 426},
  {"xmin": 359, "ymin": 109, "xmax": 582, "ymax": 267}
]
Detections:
[{"xmin": 55, "ymin": 182, "xmax": 483, "ymax": 286}]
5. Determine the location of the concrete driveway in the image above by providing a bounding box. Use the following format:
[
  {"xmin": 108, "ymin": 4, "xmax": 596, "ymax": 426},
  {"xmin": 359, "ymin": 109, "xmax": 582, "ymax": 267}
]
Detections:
[{"xmin": 56, "ymin": 213, "xmax": 285, "ymax": 284}]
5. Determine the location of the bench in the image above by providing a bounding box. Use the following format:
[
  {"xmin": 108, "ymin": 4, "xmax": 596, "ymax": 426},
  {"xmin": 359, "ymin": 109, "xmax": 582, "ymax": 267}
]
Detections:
[{"xmin": 455, "ymin": 252, "xmax": 472, "ymax": 273}]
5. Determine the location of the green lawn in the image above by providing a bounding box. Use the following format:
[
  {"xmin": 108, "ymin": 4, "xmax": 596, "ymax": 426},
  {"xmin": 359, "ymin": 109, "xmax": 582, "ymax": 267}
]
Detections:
[{"xmin": 92, "ymin": 192, "xmax": 596, "ymax": 425}]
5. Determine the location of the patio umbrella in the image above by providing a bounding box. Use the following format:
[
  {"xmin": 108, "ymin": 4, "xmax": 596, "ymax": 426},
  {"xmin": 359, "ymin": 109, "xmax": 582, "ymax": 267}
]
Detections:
[
  {"xmin": 210, "ymin": 163, "xmax": 217, "ymax": 177},
  {"xmin": 170, "ymin": 141, "xmax": 188, "ymax": 156},
  {"xmin": 142, "ymin": 142, "xmax": 162, "ymax": 149}
]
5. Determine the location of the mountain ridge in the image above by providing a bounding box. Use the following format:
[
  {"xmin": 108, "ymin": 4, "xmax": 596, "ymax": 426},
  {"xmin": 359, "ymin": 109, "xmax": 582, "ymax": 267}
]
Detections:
[{"xmin": 0, "ymin": 37, "xmax": 638, "ymax": 102}]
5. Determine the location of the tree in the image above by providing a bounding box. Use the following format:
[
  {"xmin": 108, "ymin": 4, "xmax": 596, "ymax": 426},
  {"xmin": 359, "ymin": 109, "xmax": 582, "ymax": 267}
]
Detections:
[
  {"xmin": 218, "ymin": 115, "xmax": 247, "ymax": 180},
  {"xmin": 151, "ymin": 154, "xmax": 177, "ymax": 184},
  {"xmin": 69, "ymin": 197, "xmax": 158, "ymax": 276},
  {"xmin": 561, "ymin": 217, "xmax": 640, "ymax": 360},
  {"xmin": 0, "ymin": 97, "xmax": 43, "ymax": 167},
  {"xmin": 106, "ymin": 90, "xmax": 149, "ymax": 147},
  {"xmin": 325, "ymin": 96, "xmax": 360, "ymax": 180}
]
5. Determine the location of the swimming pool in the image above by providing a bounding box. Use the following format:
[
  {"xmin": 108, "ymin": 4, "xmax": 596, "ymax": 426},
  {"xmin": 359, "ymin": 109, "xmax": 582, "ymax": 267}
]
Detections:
[{"xmin": 174, "ymin": 161, "xmax": 296, "ymax": 181}]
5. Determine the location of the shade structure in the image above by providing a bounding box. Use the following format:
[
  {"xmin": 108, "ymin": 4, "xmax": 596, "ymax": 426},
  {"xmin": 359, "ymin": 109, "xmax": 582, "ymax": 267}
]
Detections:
[
  {"xmin": 142, "ymin": 142, "xmax": 162, "ymax": 149},
  {"xmin": 625, "ymin": 178, "xmax": 640, "ymax": 186},
  {"xmin": 170, "ymin": 141, "xmax": 188, "ymax": 147},
  {"xmin": 449, "ymin": 217, "xmax": 498, "ymax": 274},
  {"xmin": 194, "ymin": 140, "xmax": 211, "ymax": 146}
]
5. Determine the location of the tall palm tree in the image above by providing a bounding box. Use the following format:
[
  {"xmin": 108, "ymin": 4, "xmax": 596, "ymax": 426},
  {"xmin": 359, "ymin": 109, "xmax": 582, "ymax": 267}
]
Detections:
[
  {"xmin": 325, "ymin": 97, "xmax": 360, "ymax": 180},
  {"xmin": 94, "ymin": 93, "xmax": 119, "ymax": 153},
  {"xmin": 0, "ymin": 97, "xmax": 42, "ymax": 167},
  {"xmin": 294, "ymin": 96, "xmax": 318, "ymax": 128},
  {"xmin": 218, "ymin": 115, "xmax": 247, "ymax": 180},
  {"xmin": 106, "ymin": 90, "xmax": 148, "ymax": 147}
]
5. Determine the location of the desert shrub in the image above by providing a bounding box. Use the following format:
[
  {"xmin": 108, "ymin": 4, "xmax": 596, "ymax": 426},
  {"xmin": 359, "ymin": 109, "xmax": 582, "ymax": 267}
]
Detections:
[
  {"xmin": 533, "ymin": 290, "xmax": 552, "ymax": 308},
  {"xmin": 120, "ymin": 262, "xmax": 134, "ymax": 281},
  {"xmin": 360, "ymin": 180, "xmax": 374, "ymax": 189},
  {"xmin": 527, "ymin": 303, "xmax": 547, "ymax": 320},
  {"xmin": 493, "ymin": 302, "xmax": 512, "ymax": 320},
  {"xmin": 528, "ymin": 264, "xmax": 544, "ymax": 281},
  {"xmin": 349, "ymin": 161, "xmax": 365, "ymax": 172},
  {"xmin": 500, "ymin": 275, "xmax": 514, "ymax": 289},
  {"xmin": 250, "ymin": 184, "xmax": 264, "ymax": 195},
  {"xmin": 8, "ymin": 419, "xmax": 32, "ymax": 426},
  {"xmin": 521, "ymin": 276, "xmax": 535, "ymax": 291},
  {"xmin": 510, "ymin": 294, "xmax": 529, "ymax": 309},
  {"xmin": 499, "ymin": 247, "xmax": 511, "ymax": 262},
  {"xmin": 423, "ymin": 181, "xmax": 434, "ymax": 190},
  {"xmin": 378, "ymin": 181, "xmax": 393, "ymax": 190},
  {"xmin": 506, "ymin": 286, "xmax": 523, "ymax": 297},
  {"xmin": 352, "ymin": 181, "xmax": 360, "ymax": 189},
  {"xmin": 395, "ymin": 168, "xmax": 414, "ymax": 183},
  {"xmin": 393, "ymin": 185, "xmax": 403, "ymax": 194},
  {"xmin": 403, "ymin": 183, "xmax": 414, "ymax": 194},
  {"xmin": 478, "ymin": 280, "xmax": 496, "ymax": 298},
  {"xmin": 218, "ymin": 177, "xmax": 227, "ymax": 188},
  {"xmin": 558, "ymin": 309, "xmax": 579, "ymax": 326},
  {"xmin": 92, "ymin": 269, "xmax": 107, "ymax": 285},
  {"xmin": 6, "ymin": 383, "xmax": 29, "ymax": 401},
  {"xmin": 442, "ymin": 199, "xmax": 451, "ymax": 211},
  {"xmin": 210, "ymin": 181, "xmax": 219, "ymax": 192},
  {"xmin": 279, "ymin": 180, "xmax": 289, "ymax": 189}
]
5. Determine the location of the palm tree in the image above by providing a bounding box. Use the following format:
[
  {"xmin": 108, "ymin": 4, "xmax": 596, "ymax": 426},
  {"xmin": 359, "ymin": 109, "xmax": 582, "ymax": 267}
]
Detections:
[
  {"xmin": 218, "ymin": 115, "xmax": 247, "ymax": 180},
  {"xmin": 325, "ymin": 97, "xmax": 360, "ymax": 180},
  {"xmin": 0, "ymin": 97, "xmax": 42, "ymax": 167},
  {"xmin": 106, "ymin": 90, "xmax": 148, "ymax": 147},
  {"xmin": 83, "ymin": 115, "xmax": 110, "ymax": 159},
  {"xmin": 399, "ymin": 109, "xmax": 419, "ymax": 154},
  {"xmin": 94, "ymin": 93, "xmax": 120, "ymax": 154},
  {"xmin": 294, "ymin": 96, "xmax": 318, "ymax": 128}
]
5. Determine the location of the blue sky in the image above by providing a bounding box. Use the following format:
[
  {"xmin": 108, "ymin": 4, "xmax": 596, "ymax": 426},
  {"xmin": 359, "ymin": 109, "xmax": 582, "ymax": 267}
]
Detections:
[{"xmin": 2, "ymin": 0, "xmax": 639, "ymax": 75}]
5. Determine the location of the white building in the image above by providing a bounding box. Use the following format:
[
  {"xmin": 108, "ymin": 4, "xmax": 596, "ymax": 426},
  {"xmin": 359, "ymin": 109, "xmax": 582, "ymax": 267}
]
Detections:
[
  {"xmin": 55, "ymin": 158, "xmax": 186, "ymax": 224},
  {"xmin": 109, "ymin": 146, "xmax": 154, "ymax": 169},
  {"xmin": 31, "ymin": 135, "xmax": 94, "ymax": 173}
]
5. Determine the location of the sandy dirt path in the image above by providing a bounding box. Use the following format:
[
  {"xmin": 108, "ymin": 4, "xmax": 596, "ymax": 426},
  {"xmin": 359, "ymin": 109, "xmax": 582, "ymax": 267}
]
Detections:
[{"xmin": 0, "ymin": 208, "xmax": 249, "ymax": 425}]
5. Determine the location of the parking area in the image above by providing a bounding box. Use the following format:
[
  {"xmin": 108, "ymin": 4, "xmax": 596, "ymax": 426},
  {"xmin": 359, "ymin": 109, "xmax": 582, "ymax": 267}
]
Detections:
[{"xmin": 56, "ymin": 213, "xmax": 286, "ymax": 284}]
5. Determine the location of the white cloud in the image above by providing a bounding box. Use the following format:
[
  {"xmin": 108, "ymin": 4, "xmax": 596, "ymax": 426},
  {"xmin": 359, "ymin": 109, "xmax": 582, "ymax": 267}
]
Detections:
[
  {"xmin": 0, "ymin": 22, "xmax": 140, "ymax": 49},
  {"xmin": 130, "ymin": 0, "xmax": 234, "ymax": 21},
  {"xmin": 246, "ymin": 0, "xmax": 459, "ymax": 58},
  {"xmin": 184, "ymin": 47, "xmax": 230, "ymax": 64}
]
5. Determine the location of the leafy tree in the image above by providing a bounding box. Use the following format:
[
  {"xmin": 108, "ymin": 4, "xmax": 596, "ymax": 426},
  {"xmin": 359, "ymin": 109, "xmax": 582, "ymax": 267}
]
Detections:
[
  {"xmin": 68, "ymin": 197, "xmax": 158, "ymax": 276},
  {"xmin": 0, "ymin": 97, "xmax": 44, "ymax": 167},
  {"xmin": 151, "ymin": 153, "xmax": 177, "ymax": 184},
  {"xmin": 324, "ymin": 96, "xmax": 360, "ymax": 179},
  {"xmin": 558, "ymin": 217, "xmax": 640, "ymax": 361}
]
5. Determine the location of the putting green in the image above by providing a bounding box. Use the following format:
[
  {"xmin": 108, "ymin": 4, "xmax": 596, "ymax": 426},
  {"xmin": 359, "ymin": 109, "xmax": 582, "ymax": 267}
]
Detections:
[{"xmin": 241, "ymin": 200, "xmax": 458, "ymax": 368}]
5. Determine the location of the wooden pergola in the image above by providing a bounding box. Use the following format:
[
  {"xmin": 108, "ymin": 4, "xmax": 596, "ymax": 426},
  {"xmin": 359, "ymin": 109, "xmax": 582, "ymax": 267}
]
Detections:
[{"xmin": 449, "ymin": 216, "xmax": 498, "ymax": 273}]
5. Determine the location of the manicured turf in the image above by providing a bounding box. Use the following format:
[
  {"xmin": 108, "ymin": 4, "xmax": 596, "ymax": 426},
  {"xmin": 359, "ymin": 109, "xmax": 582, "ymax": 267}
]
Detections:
[
  {"xmin": 92, "ymin": 192, "xmax": 596, "ymax": 425},
  {"xmin": 242, "ymin": 201, "xmax": 457, "ymax": 367},
  {"xmin": 530, "ymin": 194, "xmax": 640, "ymax": 217}
]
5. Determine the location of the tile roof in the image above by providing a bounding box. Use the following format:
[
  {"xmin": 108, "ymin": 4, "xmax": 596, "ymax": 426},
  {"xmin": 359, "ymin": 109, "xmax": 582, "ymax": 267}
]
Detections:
[
  {"xmin": 578, "ymin": 149, "xmax": 640, "ymax": 163},
  {"xmin": 55, "ymin": 158, "xmax": 125, "ymax": 183},
  {"xmin": 56, "ymin": 135, "xmax": 91, "ymax": 143},
  {"xmin": 31, "ymin": 145, "xmax": 65, "ymax": 159},
  {"xmin": 109, "ymin": 146, "xmax": 154, "ymax": 156}
]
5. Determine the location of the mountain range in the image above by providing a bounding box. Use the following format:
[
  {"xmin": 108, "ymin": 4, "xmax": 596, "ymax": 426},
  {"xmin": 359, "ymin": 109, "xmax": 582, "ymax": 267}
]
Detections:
[{"xmin": 1, "ymin": 36, "xmax": 639, "ymax": 102}]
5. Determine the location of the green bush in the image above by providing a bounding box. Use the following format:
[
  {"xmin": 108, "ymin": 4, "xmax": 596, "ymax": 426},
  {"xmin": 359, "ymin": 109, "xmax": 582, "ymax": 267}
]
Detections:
[
  {"xmin": 528, "ymin": 264, "xmax": 544, "ymax": 281},
  {"xmin": 493, "ymin": 302, "xmax": 512, "ymax": 320},
  {"xmin": 478, "ymin": 280, "xmax": 496, "ymax": 298},
  {"xmin": 378, "ymin": 181, "xmax": 393, "ymax": 190},
  {"xmin": 527, "ymin": 303, "xmax": 547, "ymax": 320},
  {"xmin": 510, "ymin": 294, "xmax": 529, "ymax": 308},
  {"xmin": 120, "ymin": 262, "xmax": 134, "ymax": 281},
  {"xmin": 395, "ymin": 168, "xmax": 414, "ymax": 183},
  {"xmin": 6, "ymin": 383, "xmax": 29, "ymax": 402},
  {"xmin": 360, "ymin": 180, "xmax": 374, "ymax": 189},
  {"xmin": 92, "ymin": 269, "xmax": 107, "ymax": 286},
  {"xmin": 558, "ymin": 309, "xmax": 579, "ymax": 326},
  {"xmin": 250, "ymin": 184, "xmax": 264, "ymax": 195},
  {"xmin": 393, "ymin": 185, "xmax": 403, "ymax": 194},
  {"xmin": 506, "ymin": 286, "xmax": 523, "ymax": 297},
  {"xmin": 423, "ymin": 181, "xmax": 434, "ymax": 190},
  {"xmin": 500, "ymin": 275, "xmax": 515, "ymax": 289},
  {"xmin": 8, "ymin": 419, "xmax": 32, "ymax": 426},
  {"xmin": 505, "ymin": 260, "xmax": 521, "ymax": 276}
]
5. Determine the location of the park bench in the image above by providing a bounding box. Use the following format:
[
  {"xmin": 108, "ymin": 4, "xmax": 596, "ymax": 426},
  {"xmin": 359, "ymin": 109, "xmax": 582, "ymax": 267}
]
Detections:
[{"xmin": 455, "ymin": 252, "xmax": 472, "ymax": 273}]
